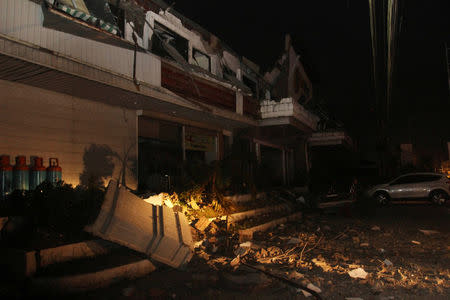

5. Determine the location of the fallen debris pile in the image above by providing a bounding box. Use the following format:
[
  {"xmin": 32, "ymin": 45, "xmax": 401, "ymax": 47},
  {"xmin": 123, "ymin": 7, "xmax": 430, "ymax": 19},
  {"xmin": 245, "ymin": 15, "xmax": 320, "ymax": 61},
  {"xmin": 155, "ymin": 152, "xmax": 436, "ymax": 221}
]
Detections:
[
  {"xmin": 86, "ymin": 180, "xmax": 194, "ymax": 269},
  {"xmin": 188, "ymin": 205, "xmax": 450, "ymax": 299}
]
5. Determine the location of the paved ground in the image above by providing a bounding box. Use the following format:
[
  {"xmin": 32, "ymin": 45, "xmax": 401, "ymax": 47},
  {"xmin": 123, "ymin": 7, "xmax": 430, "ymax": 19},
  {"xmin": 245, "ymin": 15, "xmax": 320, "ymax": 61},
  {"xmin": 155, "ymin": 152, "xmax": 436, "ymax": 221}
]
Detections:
[
  {"xmin": 69, "ymin": 203, "xmax": 450, "ymax": 300},
  {"xmin": 2, "ymin": 203, "xmax": 449, "ymax": 299}
]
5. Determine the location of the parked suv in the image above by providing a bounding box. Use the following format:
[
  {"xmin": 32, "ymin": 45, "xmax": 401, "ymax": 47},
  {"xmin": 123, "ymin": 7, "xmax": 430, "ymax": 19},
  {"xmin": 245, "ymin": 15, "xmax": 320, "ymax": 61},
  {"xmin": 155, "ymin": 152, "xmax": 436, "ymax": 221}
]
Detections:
[{"xmin": 367, "ymin": 173, "xmax": 450, "ymax": 205}]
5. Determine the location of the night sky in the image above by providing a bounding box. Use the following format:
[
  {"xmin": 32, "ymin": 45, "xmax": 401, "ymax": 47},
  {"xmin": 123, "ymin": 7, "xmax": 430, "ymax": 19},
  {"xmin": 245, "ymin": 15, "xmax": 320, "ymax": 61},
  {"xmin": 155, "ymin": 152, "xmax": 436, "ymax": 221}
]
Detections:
[{"xmin": 174, "ymin": 0, "xmax": 450, "ymax": 156}]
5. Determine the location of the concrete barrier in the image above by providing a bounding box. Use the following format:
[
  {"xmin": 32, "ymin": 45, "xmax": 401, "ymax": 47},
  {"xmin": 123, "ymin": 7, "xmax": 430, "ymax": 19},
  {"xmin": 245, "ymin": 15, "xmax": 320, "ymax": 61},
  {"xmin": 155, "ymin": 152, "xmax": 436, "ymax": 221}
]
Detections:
[
  {"xmin": 238, "ymin": 212, "xmax": 302, "ymax": 242},
  {"xmin": 30, "ymin": 259, "xmax": 155, "ymax": 294},
  {"xmin": 228, "ymin": 204, "xmax": 291, "ymax": 224},
  {"xmin": 0, "ymin": 239, "xmax": 121, "ymax": 277},
  {"xmin": 223, "ymin": 192, "xmax": 267, "ymax": 203},
  {"xmin": 86, "ymin": 180, "xmax": 194, "ymax": 269}
]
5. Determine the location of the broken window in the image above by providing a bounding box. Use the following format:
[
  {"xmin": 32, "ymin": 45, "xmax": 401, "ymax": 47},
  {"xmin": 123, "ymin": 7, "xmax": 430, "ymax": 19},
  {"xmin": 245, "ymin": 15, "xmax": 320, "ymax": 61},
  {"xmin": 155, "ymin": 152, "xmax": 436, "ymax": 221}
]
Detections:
[
  {"xmin": 151, "ymin": 21, "xmax": 189, "ymax": 62},
  {"xmin": 192, "ymin": 48, "xmax": 211, "ymax": 72},
  {"xmin": 222, "ymin": 65, "xmax": 236, "ymax": 80},
  {"xmin": 107, "ymin": 2, "xmax": 125, "ymax": 37},
  {"xmin": 243, "ymin": 75, "xmax": 257, "ymax": 97},
  {"xmin": 59, "ymin": 0, "xmax": 90, "ymax": 14}
]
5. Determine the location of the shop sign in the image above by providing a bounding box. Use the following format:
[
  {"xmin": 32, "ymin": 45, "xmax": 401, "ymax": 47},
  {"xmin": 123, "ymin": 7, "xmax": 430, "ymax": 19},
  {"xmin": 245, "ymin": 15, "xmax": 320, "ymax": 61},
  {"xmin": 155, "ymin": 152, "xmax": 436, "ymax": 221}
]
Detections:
[{"xmin": 185, "ymin": 133, "xmax": 215, "ymax": 152}]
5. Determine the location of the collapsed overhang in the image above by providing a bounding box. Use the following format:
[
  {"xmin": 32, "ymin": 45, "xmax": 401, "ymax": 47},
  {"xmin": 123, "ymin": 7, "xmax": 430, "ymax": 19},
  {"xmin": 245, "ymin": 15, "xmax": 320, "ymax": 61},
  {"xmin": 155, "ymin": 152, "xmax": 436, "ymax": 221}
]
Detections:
[
  {"xmin": 42, "ymin": 1, "xmax": 136, "ymax": 50},
  {"xmin": 0, "ymin": 35, "xmax": 256, "ymax": 131}
]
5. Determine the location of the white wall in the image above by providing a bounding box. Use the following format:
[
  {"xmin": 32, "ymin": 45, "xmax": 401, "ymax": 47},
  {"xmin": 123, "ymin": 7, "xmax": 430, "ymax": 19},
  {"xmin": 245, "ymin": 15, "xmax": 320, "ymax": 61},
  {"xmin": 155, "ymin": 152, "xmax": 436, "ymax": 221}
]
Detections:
[
  {"xmin": 0, "ymin": 80, "xmax": 138, "ymax": 189},
  {"xmin": 138, "ymin": 10, "xmax": 223, "ymax": 76},
  {"xmin": 0, "ymin": 0, "xmax": 161, "ymax": 87}
]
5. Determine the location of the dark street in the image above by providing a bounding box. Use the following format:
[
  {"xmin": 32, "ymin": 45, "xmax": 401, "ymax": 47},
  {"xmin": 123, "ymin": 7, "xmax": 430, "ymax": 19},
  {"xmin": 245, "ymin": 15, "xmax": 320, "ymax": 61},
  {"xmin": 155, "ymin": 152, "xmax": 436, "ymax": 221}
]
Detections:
[{"xmin": 60, "ymin": 204, "xmax": 449, "ymax": 300}]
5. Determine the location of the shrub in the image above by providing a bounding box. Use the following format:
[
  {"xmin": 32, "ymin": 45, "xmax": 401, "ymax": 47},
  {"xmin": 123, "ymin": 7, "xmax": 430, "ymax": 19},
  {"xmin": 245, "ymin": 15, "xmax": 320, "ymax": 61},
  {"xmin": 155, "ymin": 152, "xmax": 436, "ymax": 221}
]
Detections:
[{"xmin": 10, "ymin": 181, "xmax": 106, "ymax": 233}]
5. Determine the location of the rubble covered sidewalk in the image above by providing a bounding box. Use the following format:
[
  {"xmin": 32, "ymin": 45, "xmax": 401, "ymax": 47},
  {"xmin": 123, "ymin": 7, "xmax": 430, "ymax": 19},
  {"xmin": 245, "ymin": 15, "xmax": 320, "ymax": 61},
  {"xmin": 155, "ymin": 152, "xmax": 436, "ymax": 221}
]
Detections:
[{"xmin": 85, "ymin": 180, "xmax": 194, "ymax": 269}]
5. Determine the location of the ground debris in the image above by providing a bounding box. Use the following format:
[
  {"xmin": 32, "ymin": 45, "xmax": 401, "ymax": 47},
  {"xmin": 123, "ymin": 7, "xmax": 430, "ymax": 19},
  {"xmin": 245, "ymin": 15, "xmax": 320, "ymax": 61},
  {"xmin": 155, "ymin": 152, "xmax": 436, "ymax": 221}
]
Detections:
[
  {"xmin": 312, "ymin": 257, "xmax": 334, "ymax": 272},
  {"xmin": 230, "ymin": 255, "xmax": 241, "ymax": 267},
  {"xmin": 300, "ymin": 282, "xmax": 322, "ymax": 297},
  {"xmin": 194, "ymin": 217, "xmax": 212, "ymax": 231},
  {"xmin": 383, "ymin": 259, "xmax": 393, "ymax": 267},
  {"xmin": 348, "ymin": 268, "xmax": 368, "ymax": 279},
  {"xmin": 287, "ymin": 237, "xmax": 302, "ymax": 244},
  {"xmin": 419, "ymin": 229, "xmax": 440, "ymax": 235}
]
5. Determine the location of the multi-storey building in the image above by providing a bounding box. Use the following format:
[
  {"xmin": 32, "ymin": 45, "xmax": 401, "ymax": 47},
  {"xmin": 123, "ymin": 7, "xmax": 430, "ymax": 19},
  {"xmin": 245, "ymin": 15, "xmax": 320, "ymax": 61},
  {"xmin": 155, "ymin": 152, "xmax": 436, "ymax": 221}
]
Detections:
[{"xmin": 0, "ymin": 0, "xmax": 326, "ymax": 191}]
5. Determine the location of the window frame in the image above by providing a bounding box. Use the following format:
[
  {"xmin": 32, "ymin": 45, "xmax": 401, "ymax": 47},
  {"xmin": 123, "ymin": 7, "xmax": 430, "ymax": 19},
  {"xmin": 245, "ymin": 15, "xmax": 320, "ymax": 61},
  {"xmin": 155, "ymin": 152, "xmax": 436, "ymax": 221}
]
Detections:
[{"xmin": 192, "ymin": 48, "xmax": 211, "ymax": 72}]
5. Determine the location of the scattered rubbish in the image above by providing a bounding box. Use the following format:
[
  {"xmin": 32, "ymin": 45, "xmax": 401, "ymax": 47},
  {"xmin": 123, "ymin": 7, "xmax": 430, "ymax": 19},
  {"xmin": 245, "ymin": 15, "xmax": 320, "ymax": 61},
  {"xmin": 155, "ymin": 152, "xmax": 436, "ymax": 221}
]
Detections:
[
  {"xmin": 230, "ymin": 255, "xmax": 240, "ymax": 267},
  {"xmin": 418, "ymin": 229, "xmax": 439, "ymax": 235},
  {"xmin": 371, "ymin": 225, "xmax": 380, "ymax": 231},
  {"xmin": 242, "ymin": 263, "xmax": 322, "ymax": 299},
  {"xmin": 312, "ymin": 258, "xmax": 333, "ymax": 272},
  {"xmin": 240, "ymin": 241, "xmax": 252, "ymax": 247},
  {"xmin": 189, "ymin": 200, "xmax": 200, "ymax": 210},
  {"xmin": 234, "ymin": 242, "xmax": 252, "ymax": 256},
  {"xmin": 383, "ymin": 259, "xmax": 393, "ymax": 267},
  {"xmin": 301, "ymin": 283, "xmax": 322, "ymax": 297},
  {"xmin": 266, "ymin": 246, "xmax": 283, "ymax": 256},
  {"xmin": 289, "ymin": 271, "xmax": 304, "ymax": 280},
  {"xmin": 194, "ymin": 240, "xmax": 205, "ymax": 248},
  {"xmin": 195, "ymin": 217, "xmax": 212, "ymax": 232},
  {"xmin": 360, "ymin": 243, "xmax": 369, "ymax": 247},
  {"xmin": 197, "ymin": 251, "xmax": 210, "ymax": 260},
  {"xmin": 143, "ymin": 193, "xmax": 174, "ymax": 208},
  {"xmin": 396, "ymin": 269, "xmax": 407, "ymax": 281},
  {"xmin": 348, "ymin": 268, "xmax": 368, "ymax": 279},
  {"xmin": 255, "ymin": 248, "xmax": 268, "ymax": 259},
  {"xmin": 411, "ymin": 240, "xmax": 421, "ymax": 245},
  {"xmin": 287, "ymin": 237, "xmax": 302, "ymax": 244},
  {"xmin": 208, "ymin": 222, "xmax": 219, "ymax": 235},
  {"xmin": 164, "ymin": 198, "xmax": 174, "ymax": 208}
]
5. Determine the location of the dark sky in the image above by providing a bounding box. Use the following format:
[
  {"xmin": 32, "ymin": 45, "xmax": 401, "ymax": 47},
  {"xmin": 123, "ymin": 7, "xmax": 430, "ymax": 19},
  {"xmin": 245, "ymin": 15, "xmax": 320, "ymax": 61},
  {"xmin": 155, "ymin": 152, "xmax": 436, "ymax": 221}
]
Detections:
[{"xmin": 174, "ymin": 0, "xmax": 449, "ymax": 153}]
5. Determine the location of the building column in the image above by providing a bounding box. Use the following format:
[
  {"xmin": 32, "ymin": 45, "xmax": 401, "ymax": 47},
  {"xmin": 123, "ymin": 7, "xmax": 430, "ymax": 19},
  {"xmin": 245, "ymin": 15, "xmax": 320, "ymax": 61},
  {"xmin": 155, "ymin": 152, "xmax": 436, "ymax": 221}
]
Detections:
[
  {"xmin": 181, "ymin": 125, "xmax": 186, "ymax": 161},
  {"xmin": 282, "ymin": 148, "xmax": 287, "ymax": 185},
  {"xmin": 255, "ymin": 142, "xmax": 261, "ymax": 164}
]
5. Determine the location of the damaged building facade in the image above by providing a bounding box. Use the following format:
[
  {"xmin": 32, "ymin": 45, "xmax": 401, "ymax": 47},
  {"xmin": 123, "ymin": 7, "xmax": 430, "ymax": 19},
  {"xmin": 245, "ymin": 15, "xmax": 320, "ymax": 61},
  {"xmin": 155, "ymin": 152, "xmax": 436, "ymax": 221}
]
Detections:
[{"xmin": 0, "ymin": 0, "xmax": 346, "ymax": 191}]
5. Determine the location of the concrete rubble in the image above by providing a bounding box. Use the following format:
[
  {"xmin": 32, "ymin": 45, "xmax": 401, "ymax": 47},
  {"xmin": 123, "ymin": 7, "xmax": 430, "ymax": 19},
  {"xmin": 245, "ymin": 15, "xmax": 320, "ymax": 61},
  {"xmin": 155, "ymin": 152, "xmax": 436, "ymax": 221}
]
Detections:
[
  {"xmin": 86, "ymin": 180, "xmax": 194, "ymax": 269},
  {"xmin": 348, "ymin": 268, "xmax": 369, "ymax": 279}
]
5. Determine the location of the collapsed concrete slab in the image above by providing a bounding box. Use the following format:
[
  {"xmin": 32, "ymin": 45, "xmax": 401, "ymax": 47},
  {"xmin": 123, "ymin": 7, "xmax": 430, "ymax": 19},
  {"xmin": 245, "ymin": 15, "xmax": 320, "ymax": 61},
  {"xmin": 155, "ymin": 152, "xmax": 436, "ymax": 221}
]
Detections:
[{"xmin": 85, "ymin": 180, "xmax": 193, "ymax": 269}]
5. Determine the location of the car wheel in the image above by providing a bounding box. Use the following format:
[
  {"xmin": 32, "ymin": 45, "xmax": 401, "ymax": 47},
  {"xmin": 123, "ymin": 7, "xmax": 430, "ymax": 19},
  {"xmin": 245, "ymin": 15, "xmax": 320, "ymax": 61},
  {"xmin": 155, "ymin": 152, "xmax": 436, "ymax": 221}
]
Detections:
[
  {"xmin": 374, "ymin": 191, "xmax": 390, "ymax": 206},
  {"xmin": 429, "ymin": 190, "xmax": 448, "ymax": 205}
]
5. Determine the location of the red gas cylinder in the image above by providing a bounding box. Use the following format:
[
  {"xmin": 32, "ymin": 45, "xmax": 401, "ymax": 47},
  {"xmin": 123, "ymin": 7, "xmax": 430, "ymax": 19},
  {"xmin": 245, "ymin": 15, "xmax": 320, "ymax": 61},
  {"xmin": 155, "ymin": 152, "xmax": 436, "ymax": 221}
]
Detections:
[
  {"xmin": 1, "ymin": 155, "xmax": 13, "ymax": 198},
  {"xmin": 30, "ymin": 157, "xmax": 46, "ymax": 190},
  {"xmin": 13, "ymin": 156, "xmax": 29, "ymax": 191},
  {"xmin": 47, "ymin": 158, "xmax": 62, "ymax": 185}
]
